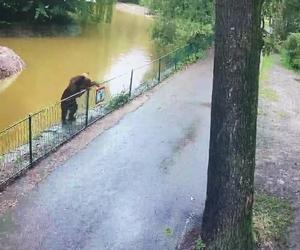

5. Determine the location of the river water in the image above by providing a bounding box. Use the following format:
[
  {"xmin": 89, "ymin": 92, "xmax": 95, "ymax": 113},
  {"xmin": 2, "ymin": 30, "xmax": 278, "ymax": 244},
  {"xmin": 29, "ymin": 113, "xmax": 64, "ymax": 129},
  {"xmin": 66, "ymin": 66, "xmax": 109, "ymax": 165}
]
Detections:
[{"xmin": 0, "ymin": 8, "xmax": 154, "ymax": 130}]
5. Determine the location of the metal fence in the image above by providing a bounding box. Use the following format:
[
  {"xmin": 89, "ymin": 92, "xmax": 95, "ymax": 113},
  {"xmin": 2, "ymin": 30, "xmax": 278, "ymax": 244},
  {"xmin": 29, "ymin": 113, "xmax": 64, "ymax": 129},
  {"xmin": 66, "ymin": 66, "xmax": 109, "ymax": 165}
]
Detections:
[{"xmin": 0, "ymin": 42, "xmax": 204, "ymax": 190}]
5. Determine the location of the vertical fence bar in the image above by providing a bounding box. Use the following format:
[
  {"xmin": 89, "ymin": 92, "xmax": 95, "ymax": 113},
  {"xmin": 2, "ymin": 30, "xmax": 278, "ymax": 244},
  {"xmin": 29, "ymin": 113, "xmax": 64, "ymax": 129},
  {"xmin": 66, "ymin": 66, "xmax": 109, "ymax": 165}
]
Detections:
[
  {"xmin": 188, "ymin": 43, "xmax": 192, "ymax": 61},
  {"xmin": 85, "ymin": 89, "xmax": 90, "ymax": 128},
  {"xmin": 28, "ymin": 114, "xmax": 33, "ymax": 165},
  {"xmin": 158, "ymin": 58, "xmax": 161, "ymax": 83},
  {"xmin": 129, "ymin": 69, "xmax": 134, "ymax": 98},
  {"xmin": 174, "ymin": 51, "xmax": 178, "ymax": 71}
]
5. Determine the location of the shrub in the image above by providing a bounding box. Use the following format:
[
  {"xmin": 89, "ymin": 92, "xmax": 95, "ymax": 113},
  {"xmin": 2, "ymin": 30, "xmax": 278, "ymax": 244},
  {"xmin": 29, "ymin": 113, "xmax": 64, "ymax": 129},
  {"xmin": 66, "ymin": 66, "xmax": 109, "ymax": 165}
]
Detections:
[
  {"xmin": 105, "ymin": 91, "xmax": 130, "ymax": 111},
  {"xmin": 284, "ymin": 33, "xmax": 300, "ymax": 69}
]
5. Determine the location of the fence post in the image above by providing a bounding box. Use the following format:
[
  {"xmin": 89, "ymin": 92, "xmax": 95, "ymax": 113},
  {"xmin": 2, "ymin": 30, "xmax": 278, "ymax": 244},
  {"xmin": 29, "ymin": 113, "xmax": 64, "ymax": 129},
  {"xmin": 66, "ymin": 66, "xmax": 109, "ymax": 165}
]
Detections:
[
  {"xmin": 174, "ymin": 51, "xmax": 178, "ymax": 71},
  {"xmin": 85, "ymin": 89, "xmax": 90, "ymax": 128},
  {"xmin": 188, "ymin": 43, "xmax": 192, "ymax": 61},
  {"xmin": 158, "ymin": 58, "xmax": 161, "ymax": 83},
  {"xmin": 28, "ymin": 114, "xmax": 33, "ymax": 165},
  {"xmin": 129, "ymin": 69, "xmax": 134, "ymax": 98}
]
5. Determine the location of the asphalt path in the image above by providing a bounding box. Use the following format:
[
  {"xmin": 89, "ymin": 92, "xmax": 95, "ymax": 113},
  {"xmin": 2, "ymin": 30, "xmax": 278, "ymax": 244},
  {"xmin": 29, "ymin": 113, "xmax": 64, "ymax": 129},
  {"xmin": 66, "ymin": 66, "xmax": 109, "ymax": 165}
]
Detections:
[{"xmin": 0, "ymin": 55, "xmax": 213, "ymax": 250}]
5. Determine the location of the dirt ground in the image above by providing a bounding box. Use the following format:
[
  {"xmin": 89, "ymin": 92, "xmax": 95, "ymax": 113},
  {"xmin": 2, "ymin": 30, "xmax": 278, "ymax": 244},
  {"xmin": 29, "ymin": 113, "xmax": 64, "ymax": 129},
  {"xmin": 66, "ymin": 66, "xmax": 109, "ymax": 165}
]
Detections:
[{"xmin": 255, "ymin": 56, "xmax": 300, "ymax": 249}]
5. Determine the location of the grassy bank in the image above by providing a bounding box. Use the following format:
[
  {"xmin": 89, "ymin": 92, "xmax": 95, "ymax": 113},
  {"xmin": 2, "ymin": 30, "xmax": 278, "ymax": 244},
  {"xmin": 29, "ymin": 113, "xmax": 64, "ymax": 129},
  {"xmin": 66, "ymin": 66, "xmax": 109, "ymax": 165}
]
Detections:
[{"xmin": 259, "ymin": 55, "xmax": 279, "ymax": 102}]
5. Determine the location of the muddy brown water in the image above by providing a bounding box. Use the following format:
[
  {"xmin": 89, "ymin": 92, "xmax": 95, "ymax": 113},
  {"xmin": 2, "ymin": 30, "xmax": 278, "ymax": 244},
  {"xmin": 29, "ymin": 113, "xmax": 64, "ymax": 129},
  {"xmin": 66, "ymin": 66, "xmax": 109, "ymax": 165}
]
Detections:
[{"xmin": 0, "ymin": 9, "xmax": 154, "ymax": 131}]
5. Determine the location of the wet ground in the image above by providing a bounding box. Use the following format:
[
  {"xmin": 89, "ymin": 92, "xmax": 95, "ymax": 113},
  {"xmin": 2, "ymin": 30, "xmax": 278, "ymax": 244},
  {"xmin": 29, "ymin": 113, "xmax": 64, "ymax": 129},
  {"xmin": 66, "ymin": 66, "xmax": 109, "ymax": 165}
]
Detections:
[{"xmin": 0, "ymin": 56, "xmax": 213, "ymax": 250}]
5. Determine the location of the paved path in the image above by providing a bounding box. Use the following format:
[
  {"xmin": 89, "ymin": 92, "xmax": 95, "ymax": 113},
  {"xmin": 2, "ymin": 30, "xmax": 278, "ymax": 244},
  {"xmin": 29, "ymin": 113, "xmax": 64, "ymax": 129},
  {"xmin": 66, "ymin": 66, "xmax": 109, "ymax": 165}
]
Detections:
[{"xmin": 0, "ymin": 56, "xmax": 213, "ymax": 250}]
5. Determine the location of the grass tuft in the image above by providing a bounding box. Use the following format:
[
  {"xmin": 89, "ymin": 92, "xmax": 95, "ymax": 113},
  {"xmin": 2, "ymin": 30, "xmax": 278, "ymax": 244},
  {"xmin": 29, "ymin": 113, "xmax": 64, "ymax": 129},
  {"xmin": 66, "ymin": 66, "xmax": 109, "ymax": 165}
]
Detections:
[
  {"xmin": 259, "ymin": 55, "xmax": 279, "ymax": 102},
  {"xmin": 259, "ymin": 87, "xmax": 279, "ymax": 102},
  {"xmin": 105, "ymin": 91, "xmax": 130, "ymax": 111},
  {"xmin": 253, "ymin": 192, "xmax": 292, "ymax": 249},
  {"xmin": 164, "ymin": 227, "xmax": 173, "ymax": 237},
  {"xmin": 195, "ymin": 237, "xmax": 206, "ymax": 250}
]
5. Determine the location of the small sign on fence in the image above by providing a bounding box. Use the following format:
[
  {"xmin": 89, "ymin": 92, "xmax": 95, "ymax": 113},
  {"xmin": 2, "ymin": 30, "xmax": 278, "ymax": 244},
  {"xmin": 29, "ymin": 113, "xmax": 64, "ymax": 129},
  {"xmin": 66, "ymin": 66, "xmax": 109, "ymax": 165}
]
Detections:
[{"xmin": 95, "ymin": 86, "xmax": 105, "ymax": 105}]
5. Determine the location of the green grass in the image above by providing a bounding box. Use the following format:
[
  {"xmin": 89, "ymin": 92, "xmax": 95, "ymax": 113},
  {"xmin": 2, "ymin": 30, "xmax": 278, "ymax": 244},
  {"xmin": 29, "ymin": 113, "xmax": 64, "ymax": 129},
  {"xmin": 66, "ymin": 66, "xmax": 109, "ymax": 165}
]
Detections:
[
  {"xmin": 187, "ymin": 192, "xmax": 291, "ymax": 250},
  {"xmin": 259, "ymin": 87, "xmax": 279, "ymax": 101},
  {"xmin": 257, "ymin": 107, "xmax": 266, "ymax": 116},
  {"xmin": 273, "ymin": 110, "xmax": 287, "ymax": 118},
  {"xmin": 260, "ymin": 55, "xmax": 275, "ymax": 82},
  {"xmin": 195, "ymin": 238, "xmax": 206, "ymax": 250},
  {"xmin": 281, "ymin": 49, "xmax": 292, "ymax": 70},
  {"xmin": 105, "ymin": 91, "xmax": 130, "ymax": 111},
  {"xmin": 164, "ymin": 227, "xmax": 173, "ymax": 237},
  {"xmin": 253, "ymin": 192, "xmax": 292, "ymax": 248},
  {"xmin": 259, "ymin": 55, "xmax": 279, "ymax": 102}
]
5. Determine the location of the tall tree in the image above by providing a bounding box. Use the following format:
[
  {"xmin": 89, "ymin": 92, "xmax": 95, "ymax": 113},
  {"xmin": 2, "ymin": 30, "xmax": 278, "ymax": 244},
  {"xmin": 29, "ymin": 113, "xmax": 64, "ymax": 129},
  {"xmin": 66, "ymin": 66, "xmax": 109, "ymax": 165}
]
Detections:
[{"xmin": 201, "ymin": 0, "xmax": 263, "ymax": 249}]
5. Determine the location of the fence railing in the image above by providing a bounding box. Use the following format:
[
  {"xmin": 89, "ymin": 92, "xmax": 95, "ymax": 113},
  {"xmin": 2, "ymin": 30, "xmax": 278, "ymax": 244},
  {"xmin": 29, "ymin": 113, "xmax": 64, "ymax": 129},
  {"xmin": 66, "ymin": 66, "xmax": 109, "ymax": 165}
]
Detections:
[{"xmin": 0, "ymin": 42, "xmax": 205, "ymax": 190}]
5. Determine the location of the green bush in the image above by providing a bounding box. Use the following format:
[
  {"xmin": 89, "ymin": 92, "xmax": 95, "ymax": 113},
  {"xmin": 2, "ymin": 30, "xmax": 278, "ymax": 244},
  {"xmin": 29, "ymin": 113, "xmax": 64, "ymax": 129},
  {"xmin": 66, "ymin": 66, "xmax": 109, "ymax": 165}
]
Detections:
[
  {"xmin": 105, "ymin": 91, "xmax": 130, "ymax": 111},
  {"xmin": 143, "ymin": 0, "xmax": 214, "ymax": 49},
  {"xmin": 284, "ymin": 33, "xmax": 300, "ymax": 69},
  {"xmin": 263, "ymin": 34, "xmax": 282, "ymax": 55},
  {"xmin": 195, "ymin": 238, "xmax": 206, "ymax": 250}
]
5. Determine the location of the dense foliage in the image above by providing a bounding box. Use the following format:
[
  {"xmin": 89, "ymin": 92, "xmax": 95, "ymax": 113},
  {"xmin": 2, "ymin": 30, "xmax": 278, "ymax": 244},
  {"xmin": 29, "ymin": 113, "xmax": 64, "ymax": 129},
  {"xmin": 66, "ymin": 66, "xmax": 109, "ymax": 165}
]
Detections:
[
  {"xmin": 0, "ymin": 0, "xmax": 116, "ymax": 24},
  {"xmin": 141, "ymin": 0, "xmax": 214, "ymax": 49},
  {"xmin": 263, "ymin": 0, "xmax": 300, "ymax": 69},
  {"xmin": 263, "ymin": 0, "xmax": 300, "ymax": 49},
  {"xmin": 264, "ymin": 0, "xmax": 300, "ymax": 40},
  {"xmin": 284, "ymin": 33, "xmax": 300, "ymax": 70}
]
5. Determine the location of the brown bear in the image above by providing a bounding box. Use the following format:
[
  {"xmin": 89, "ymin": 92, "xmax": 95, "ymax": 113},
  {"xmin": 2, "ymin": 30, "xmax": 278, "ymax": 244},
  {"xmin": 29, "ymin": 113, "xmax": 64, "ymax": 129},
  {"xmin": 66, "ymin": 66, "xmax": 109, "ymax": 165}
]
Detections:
[{"xmin": 61, "ymin": 73, "xmax": 99, "ymax": 124}]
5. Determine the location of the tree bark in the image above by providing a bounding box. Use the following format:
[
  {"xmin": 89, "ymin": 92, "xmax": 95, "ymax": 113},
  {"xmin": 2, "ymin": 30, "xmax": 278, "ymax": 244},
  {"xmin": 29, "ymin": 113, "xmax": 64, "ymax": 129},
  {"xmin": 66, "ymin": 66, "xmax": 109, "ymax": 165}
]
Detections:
[{"xmin": 201, "ymin": 0, "xmax": 263, "ymax": 249}]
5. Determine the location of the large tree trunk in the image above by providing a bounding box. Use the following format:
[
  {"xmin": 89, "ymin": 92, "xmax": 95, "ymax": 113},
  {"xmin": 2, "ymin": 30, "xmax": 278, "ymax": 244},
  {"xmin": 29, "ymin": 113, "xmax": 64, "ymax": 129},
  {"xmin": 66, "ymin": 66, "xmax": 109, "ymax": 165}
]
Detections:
[{"xmin": 201, "ymin": 0, "xmax": 263, "ymax": 249}]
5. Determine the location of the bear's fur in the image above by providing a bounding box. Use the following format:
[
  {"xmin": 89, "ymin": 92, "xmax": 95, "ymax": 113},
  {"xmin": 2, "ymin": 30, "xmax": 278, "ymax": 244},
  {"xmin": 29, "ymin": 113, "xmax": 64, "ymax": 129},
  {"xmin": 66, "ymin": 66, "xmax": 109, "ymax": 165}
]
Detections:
[{"xmin": 61, "ymin": 74, "xmax": 99, "ymax": 124}]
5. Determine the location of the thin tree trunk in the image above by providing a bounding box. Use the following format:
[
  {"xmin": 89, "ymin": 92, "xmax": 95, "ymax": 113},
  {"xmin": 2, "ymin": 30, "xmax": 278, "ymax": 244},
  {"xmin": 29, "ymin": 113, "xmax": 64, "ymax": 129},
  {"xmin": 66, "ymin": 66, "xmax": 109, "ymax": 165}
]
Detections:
[{"xmin": 201, "ymin": 0, "xmax": 263, "ymax": 249}]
